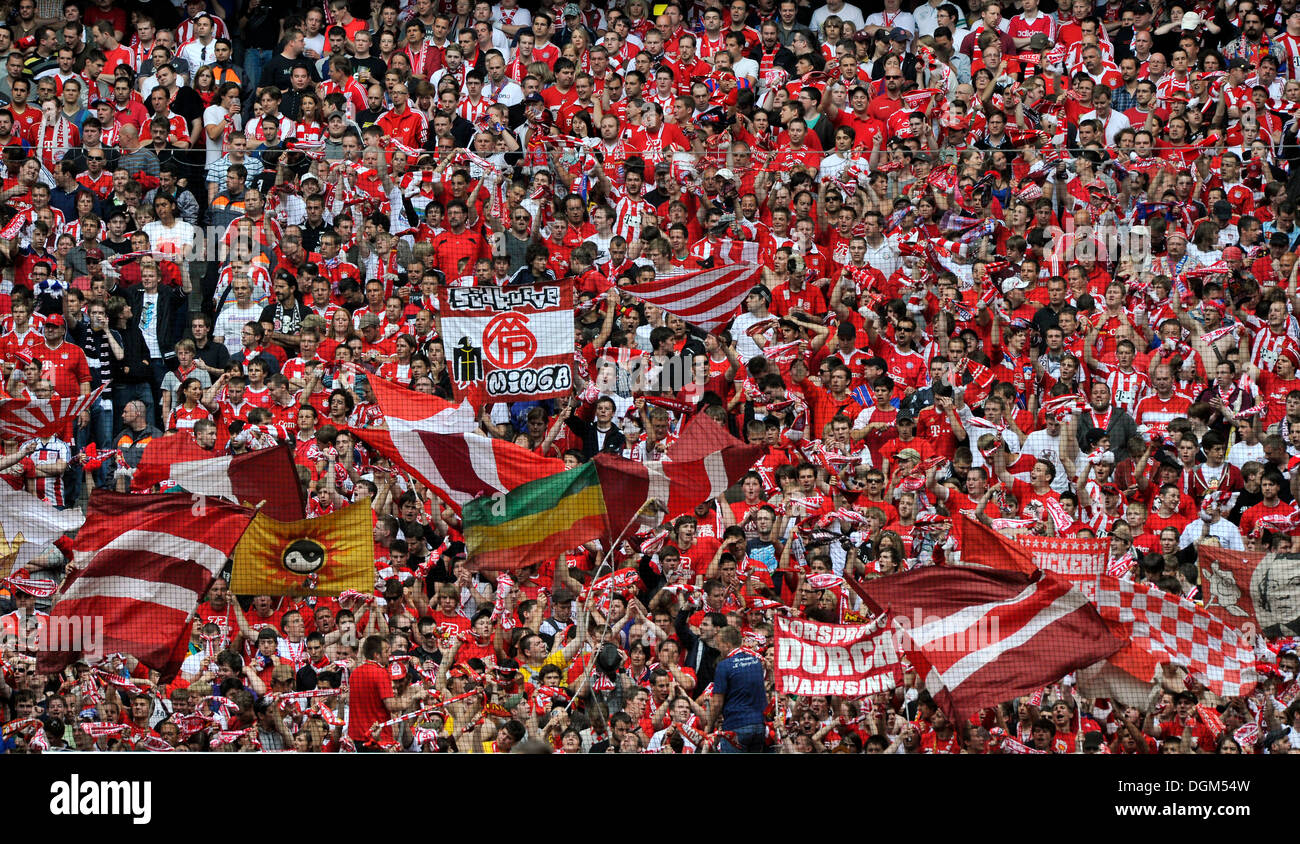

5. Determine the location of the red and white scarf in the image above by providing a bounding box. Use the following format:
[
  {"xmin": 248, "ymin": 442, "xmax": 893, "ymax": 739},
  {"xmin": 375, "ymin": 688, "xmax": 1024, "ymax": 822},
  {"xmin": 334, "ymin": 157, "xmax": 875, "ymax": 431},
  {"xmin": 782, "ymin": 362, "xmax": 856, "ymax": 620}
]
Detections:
[{"xmin": 35, "ymin": 116, "xmax": 73, "ymax": 171}]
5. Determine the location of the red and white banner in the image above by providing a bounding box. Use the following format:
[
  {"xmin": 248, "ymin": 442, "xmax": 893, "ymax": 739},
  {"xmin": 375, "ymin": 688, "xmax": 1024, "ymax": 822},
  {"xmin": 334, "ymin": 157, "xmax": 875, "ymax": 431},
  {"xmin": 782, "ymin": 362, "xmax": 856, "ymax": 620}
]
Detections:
[
  {"xmin": 774, "ymin": 616, "xmax": 902, "ymax": 697},
  {"xmin": 37, "ymin": 492, "xmax": 254, "ymax": 680},
  {"xmin": 0, "ymin": 385, "xmax": 106, "ymax": 440},
  {"xmin": 860, "ymin": 568, "xmax": 1126, "ymax": 719},
  {"xmin": 1016, "ymin": 535, "xmax": 1108, "ymax": 601},
  {"xmin": 440, "ymin": 282, "xmax": 573, "ymax": 402},
  {"xmin": 619, "ymin": 262, "xmax": 764, "ymax": 331}
]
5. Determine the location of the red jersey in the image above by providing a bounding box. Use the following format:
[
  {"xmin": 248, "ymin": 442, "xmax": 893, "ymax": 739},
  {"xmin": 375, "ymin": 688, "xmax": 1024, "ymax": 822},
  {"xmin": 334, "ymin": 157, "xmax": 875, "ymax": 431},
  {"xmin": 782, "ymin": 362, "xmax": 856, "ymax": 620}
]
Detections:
[{"xmin": 346, "ymin": 660, "xmax": 394, "ymax": 746}]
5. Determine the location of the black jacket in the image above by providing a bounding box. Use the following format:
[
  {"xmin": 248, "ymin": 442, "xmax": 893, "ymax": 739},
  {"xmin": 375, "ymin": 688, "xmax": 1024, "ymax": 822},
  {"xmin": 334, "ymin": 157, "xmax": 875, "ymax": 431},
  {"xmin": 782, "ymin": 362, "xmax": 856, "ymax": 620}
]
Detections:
[
  {"xmin": 1075, "ymin": 406, "xmax": 1140, "ymax": 463},
  {"xmin": 674, "ymin": 607, "xmax": 721, "ymax": 692},
  {"xmin": 564, "ymin": 413, "xmax": 627, "ymax": 459},
  {"xmin": 125, "ymin": 284, "xmax": 188, "ymax": 363},
  {"xmin": 110, "ymin": 323, "xmax": 153, "ymax": 384},
  {"xmin": 747, "ymin": 43, "xmax": 796, "ymax": 74}
]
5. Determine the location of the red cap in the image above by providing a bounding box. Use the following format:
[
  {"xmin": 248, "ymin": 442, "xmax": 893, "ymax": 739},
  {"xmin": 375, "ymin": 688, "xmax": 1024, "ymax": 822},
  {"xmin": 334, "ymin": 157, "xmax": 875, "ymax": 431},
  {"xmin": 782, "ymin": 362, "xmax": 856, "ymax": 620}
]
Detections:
[
  {"xmin": 1222, "ymin": 246, "xmax": 1244, "ymax": 261},
  {"xmin": 389, "ymin": 661, "xmax": 407, "ymax": 680},
  {"xmin": 44, "ymin": 313, "xmax": 65, "ymax": 327}
]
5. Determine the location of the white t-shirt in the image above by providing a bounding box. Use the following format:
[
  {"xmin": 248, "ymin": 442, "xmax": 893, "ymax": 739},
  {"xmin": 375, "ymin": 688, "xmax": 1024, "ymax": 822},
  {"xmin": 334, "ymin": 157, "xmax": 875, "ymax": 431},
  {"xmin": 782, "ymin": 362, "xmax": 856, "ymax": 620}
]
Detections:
[
  {"xmin": 214, "ymin": 302, "xmax": 264, "ymax": 355},
  {"xmin": 731, "ymin": 56, "xmax": 760, "ymax": 81},
  {"xmin": 304, "ymin": 33, "xmax": 326, "ymax": 59},
  {"xmin": 583, "ymin": 232, "xmax": 614, "ymax": 263},
  {"xmin": 1228, "ymin": 440, "xmax": 1265, "ymax": 469},
  {"xmin": 1020, "ymin": 428, "xmax": 1070, "ymax": 492},
  {"xmin": 204, "ymin": 104, "xmax": 238, "ymax": 168},
  {"xmin": 137, "ymin": 290, "xmax": 162, "ymax": 359},
  {"xmin": 814, "ymin": 2, "xmax": 867, "ymax": 29},
  {"xmin": 143, "ymin": 219, "xmax": 199, "ymax": 262},
  {"xmin": 731, "ymin": 310, "xmax": 768, "ymax": 361}
]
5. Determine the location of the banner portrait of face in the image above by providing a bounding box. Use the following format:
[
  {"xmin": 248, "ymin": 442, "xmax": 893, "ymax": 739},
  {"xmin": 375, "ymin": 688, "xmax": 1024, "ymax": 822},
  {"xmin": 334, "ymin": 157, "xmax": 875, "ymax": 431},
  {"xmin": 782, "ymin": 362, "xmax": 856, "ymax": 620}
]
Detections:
[{"xmin": 1253, "ymin": 553, "xmax": 1300, "ymax": 639}]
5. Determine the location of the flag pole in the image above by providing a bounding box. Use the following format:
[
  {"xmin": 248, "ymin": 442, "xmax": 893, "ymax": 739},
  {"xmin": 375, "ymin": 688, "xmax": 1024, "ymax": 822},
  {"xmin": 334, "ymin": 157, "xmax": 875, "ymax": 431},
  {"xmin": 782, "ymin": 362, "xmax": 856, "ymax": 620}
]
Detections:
[{"xmin": 563, "ymin": 495, "xmax": 652, "ymax": 719}]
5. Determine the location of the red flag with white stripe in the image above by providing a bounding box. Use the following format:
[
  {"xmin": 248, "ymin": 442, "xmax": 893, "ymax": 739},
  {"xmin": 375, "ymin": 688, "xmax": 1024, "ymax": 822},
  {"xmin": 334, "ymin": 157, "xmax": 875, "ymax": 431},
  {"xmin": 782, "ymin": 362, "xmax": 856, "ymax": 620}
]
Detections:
[
  {"xmin": 353, "ymin": 375, "xmax": 566, "ymax": 511},
  {"xmin": 594, "ymin": 414, "xmax": 763, "ymax": 542},
  {"xmin": 36, "ymin": 492, "xmax": 255, "ymax": 680},
  {"xmin": 859, "ymin": 567, "xmax": 1125, "ymax": 720},
  {"xmin": 618, "ymin": 262, "xmax": 764, "ymax": 331},
  {"xmin": 0, "ymin": 385, "xmax": 106, "ymax": 440},
  {"xmin": 132, "ymin": 438, "xmax": 305, "ymax": 521}
]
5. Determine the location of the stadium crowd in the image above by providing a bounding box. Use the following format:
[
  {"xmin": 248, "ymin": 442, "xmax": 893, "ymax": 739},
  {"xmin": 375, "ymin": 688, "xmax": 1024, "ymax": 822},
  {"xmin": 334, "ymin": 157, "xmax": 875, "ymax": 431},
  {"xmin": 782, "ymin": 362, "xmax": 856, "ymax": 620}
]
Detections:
[{"xmin": 1, "ymin": 0, "xmax": 1300, "ymax": 754}]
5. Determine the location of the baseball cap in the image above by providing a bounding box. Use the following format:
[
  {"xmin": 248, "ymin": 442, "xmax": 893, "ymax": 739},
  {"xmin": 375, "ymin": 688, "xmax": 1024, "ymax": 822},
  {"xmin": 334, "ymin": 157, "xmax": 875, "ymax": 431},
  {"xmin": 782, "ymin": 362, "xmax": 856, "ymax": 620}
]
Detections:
[
  {"xmin": 523, "ymin": 92, "xmax": 544, "ymax": 104},
  {"xmin": 1228, "ymin": 57, "xmax": 1251, "ymax": 71},
  {"xmin": 44, "ymin": 313, "xmax": 65, "ymax": 328},
  {"xmin": 169, "ymin": 59, "xmax": 190, "ymax": 74},
  {"xmin": 563, "ymin": 3, "xmax": 580, "ymax": 17},
  {"xmin": 1222, "ymin": 245, "xmax": 1244, "ymax": 261},
  {"xmin": 1181, "ymin": 11, "xmax": 1201, "ymax": 29},
  {"xmin": 389, "ymin": 661, "xmax": 408, "ymax": 681},
  {"xmin": 1127, "ymin": 1, "xmax": 1153, "ymax": 13},
  {"xmin": 1027, "ymin": 32, "xmax": 1051, "ymax": 51},
  {"xmin": 1213, "ymin": 200, "xmax": 1233, "ymax": 219},
  {"xmin": 889, "ymin": 27, "xmax": 910, "ymax": 42},
  {"xmin": 358, "ymin": 313, "xmax": 380, "ymax": 328},
  {"xmin": 897, "ymin": 411, "xmax": 917, "ymax": 424},
  {"xmin": 1001, "ymin": 276, "xmax": 1030, "ymax": 293},
  {"xmin": 85, "ymin": 247, "xmax": 104, "ymax": 260}
]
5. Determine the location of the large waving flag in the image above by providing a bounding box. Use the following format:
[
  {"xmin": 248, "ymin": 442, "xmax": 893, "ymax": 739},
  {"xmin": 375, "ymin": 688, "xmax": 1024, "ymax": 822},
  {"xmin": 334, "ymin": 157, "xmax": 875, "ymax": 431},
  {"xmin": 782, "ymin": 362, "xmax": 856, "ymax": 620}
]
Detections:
[
  {"xmin": 0, "ymin": 385, "xmax": 106, "ymax": 440},
  {"xmin": 37, "ymin": 492, "xmax": 254, "ymax": 680},
  {"xmin": 594, "ymin": 413, "xmax": 763, "ymax": 543},
  {"xmin": 133, "ymin": 438, "xmax": 305, "ymax": 521},
  {"xmin": 355, "ymin": 375, "xmax": 565, "ymax": 511},
  {"xmin": 231, "ymin": 500, "xmax": 372, "ymax": 596},
  {"xmin": 463, "ymin": 462, "xmax": 607, "ymax": 570},
  {"xmin": 860, "ymin": 566, "xmax": 1125, "ymax": 720},
  {"xmin": 619, "ymin": 262, "xmax": 764, "ymax": 331}
]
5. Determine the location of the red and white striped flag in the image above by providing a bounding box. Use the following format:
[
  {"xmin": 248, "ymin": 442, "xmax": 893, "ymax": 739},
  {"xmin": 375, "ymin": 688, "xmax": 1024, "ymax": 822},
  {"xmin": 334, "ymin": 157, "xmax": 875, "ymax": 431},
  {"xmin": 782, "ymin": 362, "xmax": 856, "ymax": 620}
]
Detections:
[
  {"xmin": 352, "ymin": 375, "xmax": 566, "ymax": 511},
  {"xmin": 36, "ymin": 492, "xmax": 254, "ymax": 680},
  {"xmin": 618, "ymin": 262, "xmax": 764, "ymax": 331},
  {"xmin": 0, "ymin": 385, "xmax": 106, "ymax": 440},
  {"xmin": 594, "ymin": 414, "xmax": 763, "ymax": 542},
  {"xmin": 131, "ymin": 438, "xmax": 305, "ymax": 521},
  {"xmin": 860, "ymin": 567, "xmax": 1126, "ymax": 719}
]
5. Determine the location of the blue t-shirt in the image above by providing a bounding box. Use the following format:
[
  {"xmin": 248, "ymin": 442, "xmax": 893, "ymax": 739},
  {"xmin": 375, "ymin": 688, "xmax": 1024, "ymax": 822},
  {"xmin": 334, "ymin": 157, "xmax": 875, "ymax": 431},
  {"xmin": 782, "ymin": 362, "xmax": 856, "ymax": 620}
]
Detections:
[{"xmin": 712, "ymin": 650, "xmax": 766, "ymax": 730}]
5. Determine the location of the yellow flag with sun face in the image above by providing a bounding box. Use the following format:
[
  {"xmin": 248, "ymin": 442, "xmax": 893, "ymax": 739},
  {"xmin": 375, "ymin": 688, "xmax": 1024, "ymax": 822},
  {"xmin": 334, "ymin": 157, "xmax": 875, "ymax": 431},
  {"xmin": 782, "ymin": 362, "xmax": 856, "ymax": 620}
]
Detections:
[{"xmin": 231, "ymin": 499, "xmax": 373, "ymax": 596}]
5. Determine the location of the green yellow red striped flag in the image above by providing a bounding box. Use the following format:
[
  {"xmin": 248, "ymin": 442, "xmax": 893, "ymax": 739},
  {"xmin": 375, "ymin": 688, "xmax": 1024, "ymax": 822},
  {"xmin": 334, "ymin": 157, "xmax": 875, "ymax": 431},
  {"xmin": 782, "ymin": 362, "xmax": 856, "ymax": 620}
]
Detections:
[{"xmin": 462, "ymin": 461, "xmax": 606, "ymax": 570}]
